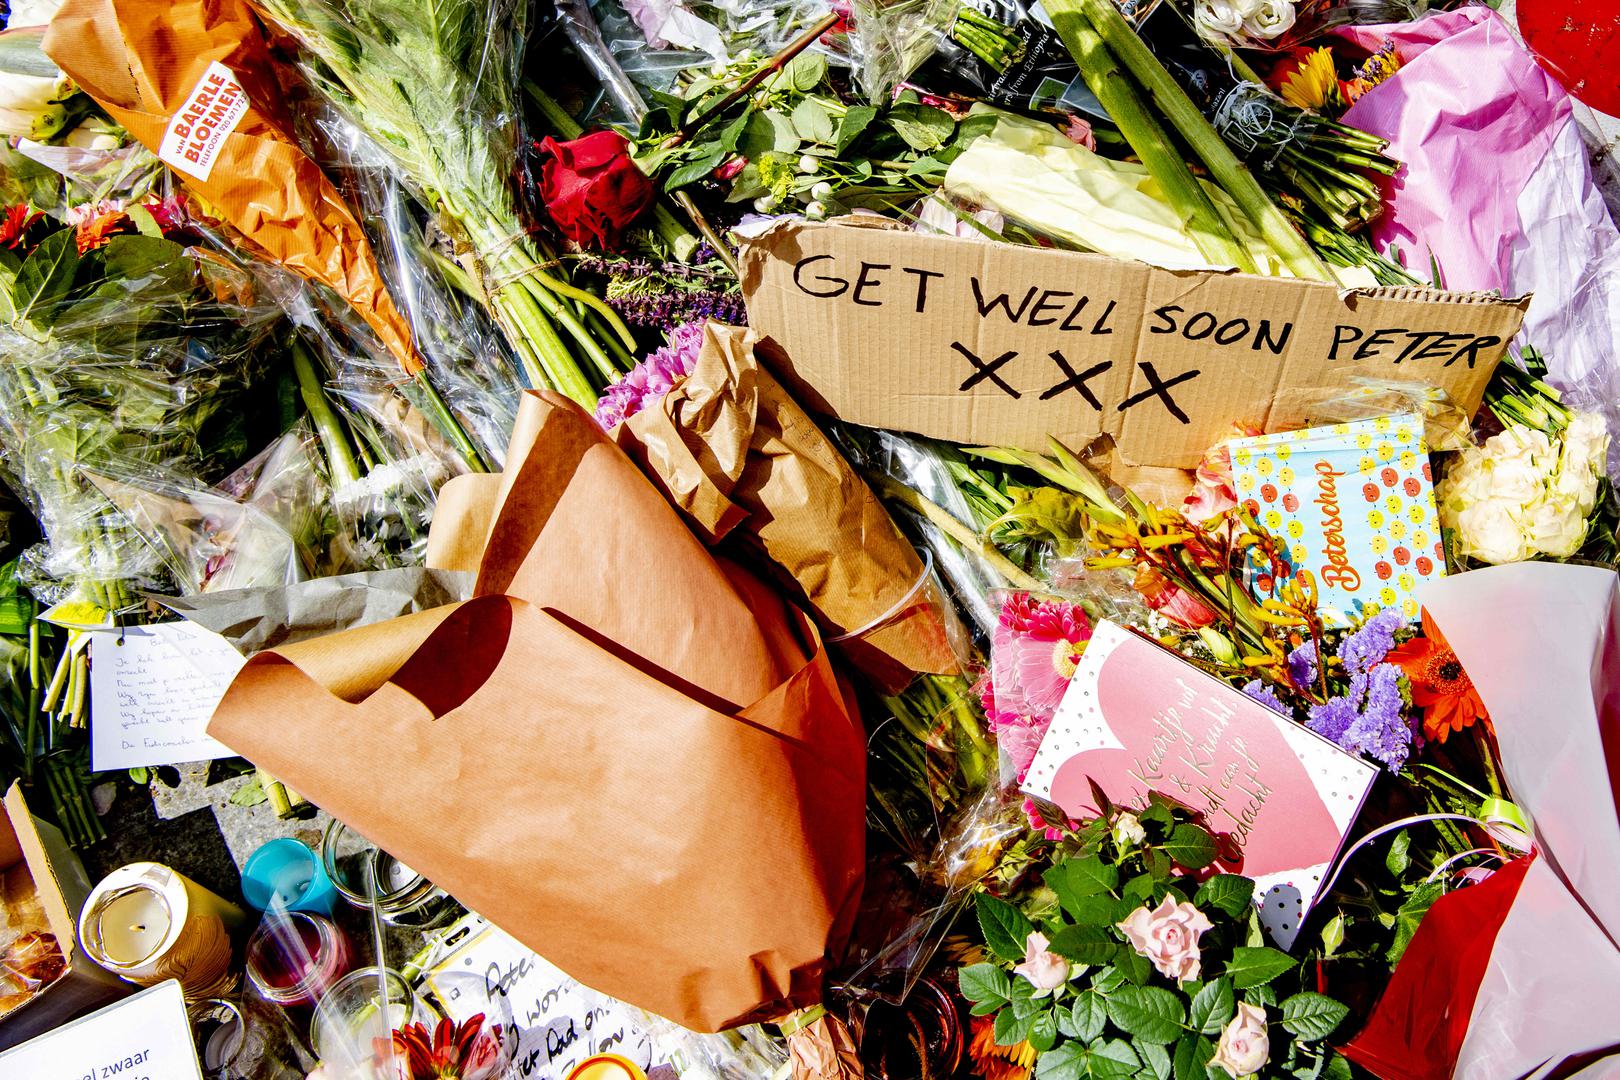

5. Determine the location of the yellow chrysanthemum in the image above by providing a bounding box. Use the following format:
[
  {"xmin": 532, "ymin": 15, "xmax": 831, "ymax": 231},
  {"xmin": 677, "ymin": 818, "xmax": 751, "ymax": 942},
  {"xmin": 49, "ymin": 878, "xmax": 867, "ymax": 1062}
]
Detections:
[{"xmin": 1279, "ymin": 47, "xmax": 1340, "ymax": 111}]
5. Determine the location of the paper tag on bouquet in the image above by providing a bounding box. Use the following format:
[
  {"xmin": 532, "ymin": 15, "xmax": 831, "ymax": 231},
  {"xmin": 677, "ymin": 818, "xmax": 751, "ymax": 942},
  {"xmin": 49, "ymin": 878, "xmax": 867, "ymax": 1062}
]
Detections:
[
  {"xmin": 1228, "ymin": 415, "xmax": 1443, "ymax": 626},
  {"xmin": 1022, "ymin": 621, "xmax": 1377, "ymax": 948}
]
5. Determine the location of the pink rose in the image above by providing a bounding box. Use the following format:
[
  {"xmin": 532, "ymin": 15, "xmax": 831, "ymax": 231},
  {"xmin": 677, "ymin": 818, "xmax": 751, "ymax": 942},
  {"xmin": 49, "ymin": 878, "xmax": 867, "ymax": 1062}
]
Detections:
[
  {"xmin": 1210, "ymin": 1002, "xmax": 1270, "ymax": 1077},
  {"xmin": 1117, "ymin": 895, "xmax": 1214, "ymax": 983},
  {"xmin": 1012, "ymin": 930, "xmax": 1070, "ymax": 994}
]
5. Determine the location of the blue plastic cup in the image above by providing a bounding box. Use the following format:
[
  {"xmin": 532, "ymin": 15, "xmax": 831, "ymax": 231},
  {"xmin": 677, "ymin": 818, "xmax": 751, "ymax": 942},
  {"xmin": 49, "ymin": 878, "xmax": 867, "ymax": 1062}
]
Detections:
[{"xmin": 242, "ymin": 838, "xmax": 337, "ymax": 916}]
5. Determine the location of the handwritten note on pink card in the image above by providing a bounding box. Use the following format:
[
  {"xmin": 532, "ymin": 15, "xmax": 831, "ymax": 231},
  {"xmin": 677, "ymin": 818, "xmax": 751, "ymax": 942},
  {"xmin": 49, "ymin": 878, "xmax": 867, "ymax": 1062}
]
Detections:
[{"xmin": 1022, "ymin": 621, "xmax": 1377, "ymax": 948}]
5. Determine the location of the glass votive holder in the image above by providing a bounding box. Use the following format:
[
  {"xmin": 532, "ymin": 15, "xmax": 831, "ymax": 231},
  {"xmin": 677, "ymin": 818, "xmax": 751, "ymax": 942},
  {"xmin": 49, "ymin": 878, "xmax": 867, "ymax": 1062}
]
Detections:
[
  {"xmin": 308, "ymin": 966, "xmax": 440, "ymax": 1067},
  {"xmin": 189, "ymin": 996, "xmax": 313, "ymax": 1080},
  {"xmin": 320, "ymin": 819, "xmax": 459, "ymax": 928},
  {"xmin": 245, "ymin": 910, "xmax": 351, "ymax": 1010},
  {"xmin": 242, "ymin": 838, "xmax": 337, "ymax": 916}
]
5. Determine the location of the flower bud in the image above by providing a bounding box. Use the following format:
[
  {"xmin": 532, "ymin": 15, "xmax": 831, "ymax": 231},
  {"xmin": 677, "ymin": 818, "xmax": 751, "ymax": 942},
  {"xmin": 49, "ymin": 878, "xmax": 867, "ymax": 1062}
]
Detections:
[{"xmin": 798, "ymin": 154, "xmax": 820, "ymax": 174}]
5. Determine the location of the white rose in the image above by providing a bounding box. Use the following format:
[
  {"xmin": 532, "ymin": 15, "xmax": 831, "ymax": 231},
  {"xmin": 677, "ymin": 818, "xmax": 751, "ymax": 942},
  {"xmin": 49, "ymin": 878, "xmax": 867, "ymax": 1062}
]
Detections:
[
  {"xmin": 1525, "ymin": 495, "xmax": 1587, "ymax": 558},
  {"xmin": 1436, "ymin": 451, "xmax": 1489, "ymax": 513},
  {"xmin": 1455, "ymin": 499, "xmax": 1529, "ymax": 565},
  {"xmin": 1560, "ymin": 412, "xmax": 1610, "ymax": 486},
  {"xmin": 1210, "ymin": 1003, "xmax": 1270, "ymax": 1077},
  {"xmin": 1487, "ymin": 425, "xmax": 1555, "ymax": 472},
  {"xmin": 5, "ymin": 0, "xmax": 65, "ymax": 27},
  {"xmin": 1241, "ymin": 0, "xmax": 1297, "ymax": 40},
  {"xmin": 1193, "ymin": 0, "xmax": 1247, "ymax": 40},
  {"xmin": 1111, "ymin": 812, "xmax": 1147, "ymax": 850},
  {"xmin": 1485, "ymin": 455, "xmax": 1547, "ymax": 507}
]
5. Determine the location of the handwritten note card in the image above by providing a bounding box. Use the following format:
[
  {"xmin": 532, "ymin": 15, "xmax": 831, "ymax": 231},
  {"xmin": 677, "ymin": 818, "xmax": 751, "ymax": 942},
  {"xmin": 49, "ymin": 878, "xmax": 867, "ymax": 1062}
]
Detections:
[
  {"xmin": 90, "ymin": 622, "xmax": 244, "ymax": 771},
  {"xmin": 0, "ymin": 980, "xmax": 202, "ymax": 1079},
  {"xmin": 1023, "ymin": 621, "xmax": 1377, "ymax": 948},
  {"xmin": 427, "ymin": 925, "xmax": 660, "ymax": 1079}
]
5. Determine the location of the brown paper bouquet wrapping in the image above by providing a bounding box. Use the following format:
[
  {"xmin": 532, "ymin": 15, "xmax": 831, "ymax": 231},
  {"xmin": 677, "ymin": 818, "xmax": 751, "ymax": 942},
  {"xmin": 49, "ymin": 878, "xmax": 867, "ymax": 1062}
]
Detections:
[
  {"xmin": 46, "ymin": 0, "xmax": 420, "ymax": 373},
  {"xmin": 208, "ymin": 392, "xmax": 867, "ymax": 1031},
  {"xmin": 617, "ymin": 324, "xmax": 963, "ymax": 694}
]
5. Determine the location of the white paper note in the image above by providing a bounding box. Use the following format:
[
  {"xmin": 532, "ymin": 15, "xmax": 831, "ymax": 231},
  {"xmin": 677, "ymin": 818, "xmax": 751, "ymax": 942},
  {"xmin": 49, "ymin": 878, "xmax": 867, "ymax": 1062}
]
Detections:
[
  {"xmin": 427, "ymin": 925, "xmax": 660, "ymax": 1079},
  {"xmin": 0, "ymin": 980, "xmax": 203, "ymax": 1079},
  {"xmin": 90, "ymin": 622, "xmax": 244, "ymax": 770}
]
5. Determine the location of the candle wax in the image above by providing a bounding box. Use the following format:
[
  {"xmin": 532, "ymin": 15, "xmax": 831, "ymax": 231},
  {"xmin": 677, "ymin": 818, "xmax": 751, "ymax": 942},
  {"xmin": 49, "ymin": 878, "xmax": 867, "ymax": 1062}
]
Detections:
[
  {"xmin": 202, "ymin": 1021, "xmax": 243, "ymax": 1069},
  {"xmin": 97, "ymin": 888, "xmax": 171, "ymax": 966}
]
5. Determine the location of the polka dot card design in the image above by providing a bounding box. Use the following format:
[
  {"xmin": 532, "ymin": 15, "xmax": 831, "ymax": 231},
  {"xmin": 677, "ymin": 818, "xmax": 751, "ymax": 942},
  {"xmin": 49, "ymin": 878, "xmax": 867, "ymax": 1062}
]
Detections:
[
  {"xmin": 1228, "ymin": 414, "xmax": 1443, "ymax": 626},
  {"xmin": 1023, "ymin": 621, "xmax": 1378, "ymax": 949}
]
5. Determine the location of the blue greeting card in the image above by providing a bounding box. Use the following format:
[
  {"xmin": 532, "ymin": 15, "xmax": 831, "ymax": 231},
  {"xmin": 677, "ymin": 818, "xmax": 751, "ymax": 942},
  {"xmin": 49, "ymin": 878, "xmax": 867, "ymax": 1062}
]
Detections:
[{"xmin": 1228, "ymin": 416, "xmax": 1443, "ymax": 626}]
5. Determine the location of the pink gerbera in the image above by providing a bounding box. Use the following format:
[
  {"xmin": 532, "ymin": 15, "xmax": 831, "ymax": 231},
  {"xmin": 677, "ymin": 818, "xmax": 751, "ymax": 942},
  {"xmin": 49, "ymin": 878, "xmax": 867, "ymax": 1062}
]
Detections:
[{"xmin": 989, "ymin": 593, "xmax": 1093, "ymax": 726}]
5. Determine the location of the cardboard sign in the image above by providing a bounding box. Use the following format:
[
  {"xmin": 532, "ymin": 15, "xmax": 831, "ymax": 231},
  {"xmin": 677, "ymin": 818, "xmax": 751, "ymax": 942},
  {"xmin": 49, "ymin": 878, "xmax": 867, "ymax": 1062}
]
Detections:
[
  {"xmin": 1023, "ymin": 621, "xmax": 1377, "ymax": 948},
  {"xmin": 89, "ymin": 623, "xmax": 242, "ymax": 771},
  {"xmin": 1229, "ymin": 416, "xmax": 1444, "ymax": 625},
  {"xmin": 0, "ymin": 980, "xmax": 200, "ymax": 1078},
  {"xmin": 740, "ymin": 220, "xmax": 1529, "ymax": 469}
]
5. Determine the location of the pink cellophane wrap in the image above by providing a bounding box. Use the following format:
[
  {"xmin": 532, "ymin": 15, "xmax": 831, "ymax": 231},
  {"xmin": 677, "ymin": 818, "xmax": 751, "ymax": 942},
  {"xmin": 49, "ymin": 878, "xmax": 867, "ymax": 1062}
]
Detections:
[
  {"xmin": 1409, "ymin": 564, "xmax": 1620, "ymax": 1076},
  {"xmin": 1338, "ymin": 9, "xmax": 1620, "ymax": 397}
]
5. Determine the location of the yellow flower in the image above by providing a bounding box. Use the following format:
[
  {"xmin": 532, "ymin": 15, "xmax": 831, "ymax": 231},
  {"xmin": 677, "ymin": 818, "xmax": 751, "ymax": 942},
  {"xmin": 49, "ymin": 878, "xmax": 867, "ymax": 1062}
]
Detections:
[{"xmin": 1277, "ymin": 47, "xmax": 1341, "ymax": 111}]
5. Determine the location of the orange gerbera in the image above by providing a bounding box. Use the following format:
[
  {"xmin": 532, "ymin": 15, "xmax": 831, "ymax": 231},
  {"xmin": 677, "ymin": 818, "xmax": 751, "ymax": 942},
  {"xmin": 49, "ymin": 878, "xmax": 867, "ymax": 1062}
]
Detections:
[
  {"xmin": 1387, "ymin": 611, "xmax": 1490, "ymax": 743},
  {"xmin": 967, "ymin": 1013, "xmax": 1036, "ymax": 1080},
  {"xmin": 0, "ymin": 204, "xmax": 40, "ymax": 250}
]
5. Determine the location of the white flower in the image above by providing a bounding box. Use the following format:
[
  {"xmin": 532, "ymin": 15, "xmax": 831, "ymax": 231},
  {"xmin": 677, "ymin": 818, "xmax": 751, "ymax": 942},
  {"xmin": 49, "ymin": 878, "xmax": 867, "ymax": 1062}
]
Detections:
[
  {"xmin": 1192, "ymin": 0, "xmax": 1247, "ymax": 40},
  {"xmin": 804, "ymin": 200, "xmax": 828, "ymax": 220},
  {"xmin": 1210, "ymin": 1003, "xmax": 1270, "ymax": 1077},
  {"xmin": 1240, "ymin": 0, "xmax": 1297, "ymax": 40},
  {"xmin": 1487, "ymin": 425, "xmax": 1555, "ymax": 472},
  {"xmin": 1486, "ymin": 454, "xmax": 1547, "ymax": 507},
  {"xmin": 810, "ymin": 181, "xmax": 833, "ymax": 200},
  {"xmin": 1111, "ymin": 812, "xmax": 1147, "ymax": 850},
  {"xmin": 798, "ymin": 154, "xmax": 820, "ymax": 174},
  {"xmin": 752, "ymin": 195, "xmax": 778, "ymax": 213},
  {"xmin": 1454, "ymin": 498, "xmax": 1529, "ymax": 565},
  {"xmin": 5, "ymin": 0, "xmax": 66, "ymax": 26},
  {"xmin": 1524, "ymin": 494, "xmax": 1587, "ymax": 558}
]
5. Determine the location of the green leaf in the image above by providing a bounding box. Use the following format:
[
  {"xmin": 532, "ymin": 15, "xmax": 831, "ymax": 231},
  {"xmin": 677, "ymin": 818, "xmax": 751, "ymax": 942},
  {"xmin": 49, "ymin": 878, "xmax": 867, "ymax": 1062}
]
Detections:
[
  {"xmin": 979, "ymin": 892, "xmax": 1036, "ymax": 965},
  {"xmin": 663, "ymin": 144, "xmax": 727, "ymax": 191},
  {"xmin": 1123, "ymin": 873, "xmax": 1155, "ymax": 901},
  {"xmin": 1065, "ymin": 855, "xmax": 1121, "ymax": 898},
  {"xmin": 1194, "ymin": 874, "xmax": 1257, "ymax": 919},
  {"xmin": 960, "ymin": 963, "xmax": 1012, "ymax": 1007},
  {"xmin": 1245, "ymin": 983, "xmax": 1278, "ymax": 1008},
  {"xmin": 1069, "ymin": 892, "xmax": 1123, "ymax": 927},
  {"xmin": 1116, "ymin": 944, "xmax": 1153, "ymax": 986},
  {"xmin": 1092, "ymin": 966, "xmax": 1127, "ymax": 995},
  {"xmin": 1172, "ymin": 1036, "xmax": 1216, "ymax": 1080},
  {"xmin": 128, "ymin": 766, "xmax": 150, "ymax": 786},
  {"xmin": 740, "ymin": 111, "xmax": 798, "ymax": 159},
  {"xmin": 717, "ymin": 108, "xmax": 752, "ymax": 155},
  {"xmin": 1388, "ymin": 880, "xmax": 1443, "ymax": 965},
  {"xmin": 1050, "ymin": 924, "xmax": 1119, "ymax": 966},
  {"xmin": 1223, "ymin": 946, "xmax": 1296, "ymax": 989},
  {"xmin": 1030, "ymin": 1008, "xmax": 1060, "ymax": 1052},
  {"xmin": 1139, "ymin": 797, "xmax": 1175, "ymax": 830},
  {"xmin": 1385, "ymin": 829, "xmax": 1412, "ymax": 875},
  {"xmin": 1092, "ymin": 1039, "xmax": 1142, "ymax": 1076},
  {"xmin": 790, "ymin": 97, "xmax": 834, "ymax": 143},
  {"xmin": 1164, "ymin": 823, "xmax": 1219, "ymax": 870},
  {"xmin": 1036, "ymin": 1042, "xmax": 1087, "ymax": 1080},
  {"xmin": 889, "ymin": 102, "xmax": 955, "ymax": 151},
  {"xmin": 229, "ymin": 775, "xmax": 266, "ymax": 806},
  {"xmin": 123, "ymin": 203, "xmax": 165, "ymax": 237},
  {"xmin": 1105, "ymin": 985, "xmax": 1185, "ymax": 1044},
  {"xmin": 1141, "ymin": 1040, "xmax": 1173, "ymax": 1080},
  {"xmin": 1322, "ymin": 1052, "xmax": 1354, "ymax": 1080},
  {"xmin": 995, "ymin": 1007, "xmax": 1034, "ymax": 1047},
  {"xmin": 772, "ymin": 52, "xmax": 827, "ymax": 93},
  {"xmin": 835, "ymin": 104, "xmax": 877, "ymax": 155},
  {"xmin": 1069, "ymin": 991, "xmax": 1107, "ymax": 1042},
  {"xmin": 1187, "ymin": 977, "xmax": 1235, "ymax": 1036},
  {"xmin": 1143, "ymin": 846, "xmax": 1173, "ymax": 880},
  {"xmin": 1280, "ymin": 993, "xmax": 1350, "ymax": 1042},
  {"xmin": 10, "ymin": 226, "xmax": 78, "ymax": 328}
]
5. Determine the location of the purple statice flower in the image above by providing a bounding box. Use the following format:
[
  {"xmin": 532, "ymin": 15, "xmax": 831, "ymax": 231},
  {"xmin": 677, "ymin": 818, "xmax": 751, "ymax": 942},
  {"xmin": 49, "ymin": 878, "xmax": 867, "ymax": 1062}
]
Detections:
[
  {"xmin": 1306, "ymin": 693, "xmax": 1359, "ymax": 744},
  {"xmin": 1337, "ymin": 607, "xmax": 1407, "ymax": 676},
  {"xmin": 1242, "ymin": 679, "xmax": 1288, "ymax": 716},
  {"xmin": 1287, "ymin": 640, "xmax": 1318, "ymax": 688},
  {"xmin": 1340, "ymin": 663, "xmax": 1412, "ymax": 771},
  {"xmin": 592, "ymin": 321, "xmax": 708, "ymax": 430}
]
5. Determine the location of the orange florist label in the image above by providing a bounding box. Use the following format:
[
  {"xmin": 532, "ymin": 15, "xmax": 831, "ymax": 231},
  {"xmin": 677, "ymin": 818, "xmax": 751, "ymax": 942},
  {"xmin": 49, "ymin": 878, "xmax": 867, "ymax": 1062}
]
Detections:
[{"xmin": 159, "ymin": 61, "xmax": 249, "ymax": 183}]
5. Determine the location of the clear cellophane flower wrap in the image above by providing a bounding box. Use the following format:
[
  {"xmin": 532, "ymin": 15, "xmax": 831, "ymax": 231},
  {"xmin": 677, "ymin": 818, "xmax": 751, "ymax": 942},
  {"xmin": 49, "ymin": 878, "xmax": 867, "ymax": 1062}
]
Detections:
[
  {"xmin": 43, "ymin": 0, "xmax": 422, "ymax": 376},
  {"xmin": 614, "ymin": 322, "xmax": 966, "ymax": 696},
  {"xmin": 206, "ymin": 390, "xmax": 868, "ymax": 1034}
]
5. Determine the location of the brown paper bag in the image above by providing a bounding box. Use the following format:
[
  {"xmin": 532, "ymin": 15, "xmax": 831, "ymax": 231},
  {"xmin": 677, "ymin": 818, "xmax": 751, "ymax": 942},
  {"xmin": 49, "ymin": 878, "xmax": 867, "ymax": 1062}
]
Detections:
[
  {"xmin": 45, "ymin": 0, "xmax": 420, "ymax": 373},
  {"xmin": 618, "ymin": 324, "xmax": 962, "ymax": 694},
  {"xmin": 208, "ymin": 393, "xmax": 867, "ymax": 1031}
]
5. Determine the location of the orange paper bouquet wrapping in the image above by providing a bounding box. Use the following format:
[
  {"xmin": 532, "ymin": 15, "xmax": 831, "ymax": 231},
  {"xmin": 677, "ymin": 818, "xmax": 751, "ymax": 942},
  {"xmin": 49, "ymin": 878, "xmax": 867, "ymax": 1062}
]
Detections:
[
  {"xmin": 618, "ymin": 324, "xmax": 963, "ymax": 694},
  {"xmin": 208, "ymin": 393, "xmax": 867, "ymax": 1031},
  {"xmin": 45, "ymin": 0, "xmax": 420, "ymax": 373}
]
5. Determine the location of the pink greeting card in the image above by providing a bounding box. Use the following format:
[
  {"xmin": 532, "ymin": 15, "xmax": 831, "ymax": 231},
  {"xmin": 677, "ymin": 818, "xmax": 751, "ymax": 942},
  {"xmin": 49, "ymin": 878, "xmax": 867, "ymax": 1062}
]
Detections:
[{"xmin": 1022, "ymin": 621, "xmax": 1377, "ymax": 948}]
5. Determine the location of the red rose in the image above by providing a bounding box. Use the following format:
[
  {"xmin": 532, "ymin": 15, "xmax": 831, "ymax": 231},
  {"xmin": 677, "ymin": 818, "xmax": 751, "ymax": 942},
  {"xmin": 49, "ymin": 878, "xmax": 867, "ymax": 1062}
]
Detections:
[{"xmin": 537, "ymin": 131, "xmax": 654, "ymax": 250}]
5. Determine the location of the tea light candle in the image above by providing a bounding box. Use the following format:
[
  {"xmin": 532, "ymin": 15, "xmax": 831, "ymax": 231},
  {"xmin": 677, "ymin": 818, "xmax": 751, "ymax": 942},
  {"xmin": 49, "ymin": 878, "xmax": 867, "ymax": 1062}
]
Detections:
[
  {"xmin": 80, "ymin": 862, "xmax": 245, "ymax": 999},
  {"xmin": 201, "ymin": 1017, "xmax": 243, "ymax": 1070},
  {"xmin": 94, "ymin": 886, "xmax": 171, "ymax": 967}
]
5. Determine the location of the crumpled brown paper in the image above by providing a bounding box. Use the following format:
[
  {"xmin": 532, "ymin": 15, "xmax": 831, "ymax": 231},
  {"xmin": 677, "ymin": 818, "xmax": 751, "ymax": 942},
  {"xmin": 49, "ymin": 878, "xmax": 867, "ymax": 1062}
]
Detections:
[
  {"xmin": 45, "ymin": 0, "xmax": 420, "ymax": 374},
  {"xmin": 207, "ymin": 392, "xmax": 867, "ymax": 1032},
  {"xmin": 617, "ymin": 324, "xmax": 963, "ymax": 694}
]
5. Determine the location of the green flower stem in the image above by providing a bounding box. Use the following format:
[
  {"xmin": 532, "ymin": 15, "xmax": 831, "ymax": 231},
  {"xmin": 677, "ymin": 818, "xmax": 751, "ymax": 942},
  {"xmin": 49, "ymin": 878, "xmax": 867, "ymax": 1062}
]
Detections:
[
  {"xmin": 1053, "ymin": 0, "xmax": 1337, "ymax": 282},
  {"xmin": 1044, "ymin": 0, "xmax": 1258, "ymax": 274},
  {"xmin": 411, "ymin": 369, "xmax": 491, "ymax": 473},
  {"xmin": 290, "ymin": 337, "xmax": 363, "ymax": 487},
  {"xmin": 873, "ymin": 475, "xmax": 1049, "ymax": 593}
]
